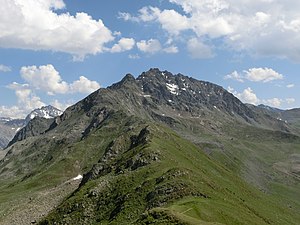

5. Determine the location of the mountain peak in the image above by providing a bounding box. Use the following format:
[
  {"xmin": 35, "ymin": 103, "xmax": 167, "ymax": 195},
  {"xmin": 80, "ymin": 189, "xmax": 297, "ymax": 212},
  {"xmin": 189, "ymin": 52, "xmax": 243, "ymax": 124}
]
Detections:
[
  {"xmin": 25, "ymin": 105, "xmax": 62, "ymax": 124},
  {"xmin": 121, "ymin": 73, "xmax": 135, "ymax": 83}
]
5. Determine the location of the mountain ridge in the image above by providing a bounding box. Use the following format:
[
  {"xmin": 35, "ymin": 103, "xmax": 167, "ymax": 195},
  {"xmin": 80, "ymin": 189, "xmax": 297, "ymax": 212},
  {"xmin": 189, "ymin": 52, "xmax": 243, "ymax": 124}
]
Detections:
[{"xmin": 0, "ymin": 68, "xmax": 299, "ymax": 225}]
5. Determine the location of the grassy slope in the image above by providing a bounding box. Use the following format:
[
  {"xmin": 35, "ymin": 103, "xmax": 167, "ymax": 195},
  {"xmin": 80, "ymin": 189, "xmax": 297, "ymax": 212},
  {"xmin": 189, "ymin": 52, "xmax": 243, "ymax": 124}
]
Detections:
[
  {"xmin": 0, "ymin": 108, "xmax": 299, "ymax": 224},
  {"xmin": 40, "ymin": 123, "xmax": 300, "ymax": 225},
  {"xmin": 0, "ymin": 112, "xmax": 145, "ymax": 224}
]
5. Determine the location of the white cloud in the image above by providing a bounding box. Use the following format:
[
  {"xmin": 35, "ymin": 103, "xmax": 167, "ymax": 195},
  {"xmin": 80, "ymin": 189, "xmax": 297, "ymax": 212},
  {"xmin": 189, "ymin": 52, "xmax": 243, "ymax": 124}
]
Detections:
[
  {"xmin": 286, "ymin": 84, "xmax": 295, "ymax": 88},
  {"xmin": 20, "ymin": 65, "xmax": 69, "ymax": 95},
  {"xmin": 50, "ymin": 99, "xmax": 72, "ymax": 111},
  {"xmin": 110, "ymin": 38, "xmax": 135, "ymax": 53},
  {"xmin": 224, "ymin": 71, "xmax": 244, "ymax": 82},
  {"xmin": 228, "ymin": 86, "xmax": 295, "ymax": 108},
  {"xmin": 0, "ymin": 105, "xmax": 27, "ymax": 119},
  {"xmin": 262, "ymin": 98, "xmax": 282, "ymax": 108},
  {"xmin": 20, "ymin": 64, "xmax": 100, "ymax": 95},
  {"xmin": 123, "ymin": 0, "xmax": 300, "ymax": 61},
  {"xmin": 8, "ymin": 83, "xmax": 45, "ymax": 109},
  {"xmin": 118, "ymin": 12, "xmax": 139, "ymax": 22},
  {"xmin": 137, "ymin": 39, "xmax": 162, "ymax": 54},
  {"xmin": 163, "ymin": 46, "xmax": 179, "ymax": 54},
  {"xmin": 0, "ymin": 0, "xmax": 114, "ymax": 59},
  {"xmin": 244, "ymin": 68, "xmax": 283, "ymax": 83},
  {"xmin": 187, "ymin": 38, "xmax": 214, "ymax": 59},
  {"xmin": 70, "ymin": 76, "xmax": 100, "ymax": 94},
  {"xmin": 225, "ymin": 68, "xmax": 283, "ymax": 83},
  {"xmin": 3, "ymin": 82, "xmax": 46, "ymax": 118},
  {"xmin": 0, "ymin": 64, "xmax": 11, "ymax": 72},
  {"xmin": 120, "ymin": 7, "xmax": 190, "ymax": 36},
  {"xmin": 235, "ymin": 87, "xmax": 260, "ymax": 105},
  {"xmin": 261, "ymin": 98, "xmax": 296, "ymax": 108},
  {"xmin": 286, "ymin": 98, "xmax": 296, "ymax": 104},
  {"xmin": 228, "ymin": 86, "xmax": 260, "ymax": 105},
  {"xmin": 136, "ymin": 39, "xmax": 179, "ymax": 55},
  {"xmin": 0, "ymin": 64, "xmax": 101, "ymax": 118}
]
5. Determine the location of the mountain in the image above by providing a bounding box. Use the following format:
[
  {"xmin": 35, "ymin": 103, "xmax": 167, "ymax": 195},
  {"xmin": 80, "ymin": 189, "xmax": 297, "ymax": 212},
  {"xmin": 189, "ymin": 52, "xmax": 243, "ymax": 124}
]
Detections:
[
  {"xmin": 249, "ymin": 104, "xmax": 300, "ymax": 133},
  {"xmin": 25, "ymin": 105, "xmax": 63, "ymax": 124},
  {"xmin": 0, "ymin": 106, "xmax": 62, "ymax": 149},
  {"xmin": 0, "ymin": 69, "xmax": 299, "ymax": 225},
  {"xmin": 0, "ymin": 118, "xmax": 25, "ymax": 149}
]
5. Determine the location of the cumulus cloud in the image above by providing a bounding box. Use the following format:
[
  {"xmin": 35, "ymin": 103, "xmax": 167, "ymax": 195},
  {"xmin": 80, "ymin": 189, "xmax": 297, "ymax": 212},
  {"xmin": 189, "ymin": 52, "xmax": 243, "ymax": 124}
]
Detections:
[
  {"xmin": 20, "ymin": 65, "xmax": 69, "ymax": 95},
  {"xmin": 120, "ymin": 7, "xmax": 190, "ymax": 36},
  {"xmin": 0, "ymin": 64, "xmax": 11, "ymax": 72},
  {"xmin": 118, "ymin": 12, "xmax": 140, "ymax": 22},
  {"xmin": 225, "ymin": 68, "xmax": 283, "ymax": 83},
  {"xmin": 228, "ymin": 86, "xmax": 295, "ymax": 108},
  {"xmin": 0, "ymin": 64, "xmax": 101, "ymax": 118},
  {"xmin": 187, "ymin": 38, "xmax": 214, "ymax": 59},
  {"xmin": 235, "ymin": 87, "xmax": 260, "ymax": 105},
  {"xmin": 110, "ymin": 38, "xmax": 135, "ymax": 53},
  {"xmin": 122, "ymin": 0, "xmax": 300, "ymax": 61},
  {"xmin": 70, "ymin": 76, "xmax": 100, "ymax": 94},
  {"xmin": 137, "ymin": 39, "xmax": 162, "ymax": 54},
  {"xmin": 261, "ymin": 98, "xmax": 282, "ymax": 108},
  {"xmin": 51, "ymin": 99, "xmax": 72, "ymax": 111},
  {"xmin": 224, "ymin": 71, "xmax": 244, "ymax": 82},
  {"xmin": 20, "ymin": 64, "xmax": 100, "ymax": 95},
  {"xmin": 0, "ymin": 105, "xmax": 27, "ymax": 119},
  {"xmin": 260, "ymin": 98, "xmax": 295, "ymax": 108},
  {"xmin": 136, "ymin": 39, "xmax": 179, "ymax": 54},
  {"xmin": 0, "ymin": 0, "xmax": 114, "ymax": 59},
  {"xmin": 244, "ymin": 68, "xmax": 283, "ymax": 83},
  {"xmin": 3, "ymin": 82, "xmax": 46, "ymax": 118}
]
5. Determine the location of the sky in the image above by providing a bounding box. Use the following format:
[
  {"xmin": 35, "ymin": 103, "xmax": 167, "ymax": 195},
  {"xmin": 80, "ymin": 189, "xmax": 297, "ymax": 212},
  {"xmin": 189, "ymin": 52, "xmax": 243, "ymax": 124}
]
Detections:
[{"xmin": 1, "ymin": 0, "xmax": 300, "ymax": 118}]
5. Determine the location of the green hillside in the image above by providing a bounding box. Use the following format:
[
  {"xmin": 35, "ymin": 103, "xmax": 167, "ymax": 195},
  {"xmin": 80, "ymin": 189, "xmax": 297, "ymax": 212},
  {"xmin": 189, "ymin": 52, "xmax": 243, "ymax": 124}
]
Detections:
[{"xmin": 40, "ymin": 118, "xmax": 300, "ymax": 224}]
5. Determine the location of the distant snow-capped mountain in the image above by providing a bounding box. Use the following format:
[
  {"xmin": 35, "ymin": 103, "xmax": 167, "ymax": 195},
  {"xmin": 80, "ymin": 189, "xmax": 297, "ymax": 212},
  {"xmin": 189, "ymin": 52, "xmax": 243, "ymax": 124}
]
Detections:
[
  {"xmin": 25, "ymin": 105, "xmax": 63, "ymax": 124},
  {"xmin": 0, "ymin": 105, "xmax": 63, "ymax": 149}
]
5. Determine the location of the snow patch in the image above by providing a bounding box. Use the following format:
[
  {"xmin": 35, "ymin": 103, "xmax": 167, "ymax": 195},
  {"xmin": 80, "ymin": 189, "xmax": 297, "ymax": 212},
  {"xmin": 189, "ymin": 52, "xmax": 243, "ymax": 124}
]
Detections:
[
  {"xmin": 143, "ymin": 95, "xmax": 151, "ymax": 98},
  {"xmin": 166, "ymin": 83, "xmax": 179, "ymax": 95},
  {"xmin": 72, "ymin": 174, "xmax": 83, "ymax": 181}
]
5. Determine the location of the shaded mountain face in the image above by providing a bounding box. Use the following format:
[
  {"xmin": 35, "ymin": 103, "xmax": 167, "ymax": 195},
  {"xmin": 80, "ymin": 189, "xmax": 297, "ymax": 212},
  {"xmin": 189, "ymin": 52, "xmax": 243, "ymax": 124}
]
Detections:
[
  {"xmin": 0, "ymin": 69, "xmax": 300, "ymax": 225},
  {"xmin": 0, "ymin": 118, "xmax": 25, "ymax": 149}
]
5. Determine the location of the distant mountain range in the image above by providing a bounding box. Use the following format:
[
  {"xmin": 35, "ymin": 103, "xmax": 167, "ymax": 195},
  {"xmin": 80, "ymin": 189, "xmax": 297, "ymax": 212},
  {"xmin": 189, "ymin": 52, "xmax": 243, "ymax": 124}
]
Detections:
[
  {"xmin": 0, "ymin": 105, "xmax": 62, "ymax": 149},
  {"xmin": 0, "ymin": 69, "xmax": 299, "ymax": 224}
]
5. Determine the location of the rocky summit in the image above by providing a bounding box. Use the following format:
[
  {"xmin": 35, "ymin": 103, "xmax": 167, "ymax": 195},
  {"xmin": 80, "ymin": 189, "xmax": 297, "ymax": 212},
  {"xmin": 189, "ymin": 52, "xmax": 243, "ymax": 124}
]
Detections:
[{"xmin": 0, "ymin": 69, "xmax": 299, "ymax": 225}]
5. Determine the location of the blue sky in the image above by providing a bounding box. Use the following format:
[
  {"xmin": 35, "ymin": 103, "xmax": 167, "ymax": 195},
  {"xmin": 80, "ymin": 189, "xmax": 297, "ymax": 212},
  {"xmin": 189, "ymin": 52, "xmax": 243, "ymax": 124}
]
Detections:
[{"xmin": 0, "ymin": 0, "xmax": 300, "ymax": 118}]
